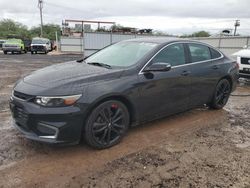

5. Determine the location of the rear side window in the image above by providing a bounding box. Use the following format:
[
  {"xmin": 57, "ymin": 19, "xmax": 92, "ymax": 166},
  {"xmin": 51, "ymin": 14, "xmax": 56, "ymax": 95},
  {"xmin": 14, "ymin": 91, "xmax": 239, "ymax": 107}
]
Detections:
[
  {"xmin": 210, "ymin": 48, "xmax": 222, "ymax": 59},
  {"xmin": 188, "ymin": 43, "xmax": 211, "ymax": 63},
  {"xmin": 151, "ymin": 43, "xmax": 185, "ymax": 66}
]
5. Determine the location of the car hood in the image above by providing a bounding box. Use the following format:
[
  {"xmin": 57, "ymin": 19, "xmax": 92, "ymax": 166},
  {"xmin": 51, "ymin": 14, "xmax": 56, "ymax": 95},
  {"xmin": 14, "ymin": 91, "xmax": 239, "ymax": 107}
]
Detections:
[
  {"xmin": 232, "ymin": 49, "xmax": 250, "ymax": 58},
  {"xmin": 21, "ymin": 61, "xmax": 123, "ymax": 94}
]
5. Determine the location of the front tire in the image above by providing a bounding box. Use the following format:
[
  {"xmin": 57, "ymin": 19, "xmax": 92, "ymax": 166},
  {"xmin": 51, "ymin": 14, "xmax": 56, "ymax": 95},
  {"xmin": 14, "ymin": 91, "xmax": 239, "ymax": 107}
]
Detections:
[
  {"xmin": 3, "ymin": 51, "xmax": 7, "ymax": 54},
  {"xmin": 209, "ymin": 79, "xmax": 231, "ymax": 109},
  {"xmin": 84, "ymin": 100, "xmax": 130, "ymax": 149}
]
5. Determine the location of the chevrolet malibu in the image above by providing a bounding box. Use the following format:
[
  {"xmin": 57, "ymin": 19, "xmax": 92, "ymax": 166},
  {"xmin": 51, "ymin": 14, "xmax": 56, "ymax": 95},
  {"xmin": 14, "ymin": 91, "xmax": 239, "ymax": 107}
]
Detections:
[{"xmin": 9, "ymin": 38, "xmax": 239, "ymax": 149}]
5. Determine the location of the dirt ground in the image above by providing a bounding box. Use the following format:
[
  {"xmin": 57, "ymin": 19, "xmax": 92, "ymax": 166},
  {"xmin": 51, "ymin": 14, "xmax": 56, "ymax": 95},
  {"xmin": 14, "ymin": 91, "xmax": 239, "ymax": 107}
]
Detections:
[{"xmin": 0, "ymin": 53, "xmax": 250, "ymax": 188}]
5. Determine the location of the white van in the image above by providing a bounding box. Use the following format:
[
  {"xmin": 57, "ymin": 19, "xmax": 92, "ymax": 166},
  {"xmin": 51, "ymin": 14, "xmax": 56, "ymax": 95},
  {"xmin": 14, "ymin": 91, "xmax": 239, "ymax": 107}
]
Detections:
[{"xmin": 31, "ymin": 37, "xmax": 51, "ymax": 54}]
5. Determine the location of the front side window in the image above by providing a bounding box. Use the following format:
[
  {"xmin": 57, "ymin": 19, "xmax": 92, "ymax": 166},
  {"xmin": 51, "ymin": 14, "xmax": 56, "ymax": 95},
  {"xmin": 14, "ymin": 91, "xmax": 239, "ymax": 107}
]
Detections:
[
  {"xmin": 151, "ymin": 43, "xmax": 185, "ymax": 66},
  {"xmin": 188, "ymin": 43, "xmax": 211, "ymax": 63}
]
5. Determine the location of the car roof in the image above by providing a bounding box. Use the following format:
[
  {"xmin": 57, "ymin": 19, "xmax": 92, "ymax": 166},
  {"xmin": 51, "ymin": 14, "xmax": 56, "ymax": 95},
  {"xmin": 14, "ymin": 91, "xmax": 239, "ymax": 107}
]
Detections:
[
  {"xmin": 124, "ymin": 37, "xmax": 205, "ymax": 45},
  {"xmin": 125, "ymin": 37, "xmax": 184, "ymax": 44}
]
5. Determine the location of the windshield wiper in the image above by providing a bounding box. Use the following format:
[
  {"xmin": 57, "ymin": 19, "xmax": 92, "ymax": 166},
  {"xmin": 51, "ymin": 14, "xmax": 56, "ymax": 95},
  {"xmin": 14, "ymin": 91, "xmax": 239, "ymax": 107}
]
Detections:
[
  {"xmin": 76, "ymin": 58, "xmax": 85, "ymax": 63},
  {"xmin": 87, "ymin": 62, "xmax": 112, "ymax": 69},
  {"xmin": 76, "ymin": 55, "xmax": 90, "ymax": 63}
]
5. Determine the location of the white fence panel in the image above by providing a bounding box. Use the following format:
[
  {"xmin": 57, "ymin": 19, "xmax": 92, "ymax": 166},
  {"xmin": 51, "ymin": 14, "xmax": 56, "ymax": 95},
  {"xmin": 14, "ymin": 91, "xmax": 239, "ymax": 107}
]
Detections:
[
  {"xmin": 220, "ymin": 37, "xmax": 247, "ymax": 48},
  {"xmin": 195, "ymin": 38, "xmax": 220, "ymax": 47},
  {"xmin": 84, "ymin": 33, "xmax": 111, "ymax": 50},
  {"xmin": 112, "ymin": 34, "xmax": 136, "ymax": 43},
  {"xmin": 60, "ymin": 37, "xmax": 83, "ymax": 53},
  {"xmin": 60, "ymin": 34, "xmax": 250, "ymax": 57}
]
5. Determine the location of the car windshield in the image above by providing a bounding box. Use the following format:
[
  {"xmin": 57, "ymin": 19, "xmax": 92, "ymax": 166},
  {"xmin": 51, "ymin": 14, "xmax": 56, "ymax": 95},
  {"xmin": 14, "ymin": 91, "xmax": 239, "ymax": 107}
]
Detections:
[
  {"xmin": 85, "ymin": 41, "xmax": 157, "ymax": 67},
  {"xmin": 32, "ymin": 39, "xmax": 46, "ymax": 44},
  {"xmin": 7, "ymin": 39, "xmax": 20, "ymax": 43}
]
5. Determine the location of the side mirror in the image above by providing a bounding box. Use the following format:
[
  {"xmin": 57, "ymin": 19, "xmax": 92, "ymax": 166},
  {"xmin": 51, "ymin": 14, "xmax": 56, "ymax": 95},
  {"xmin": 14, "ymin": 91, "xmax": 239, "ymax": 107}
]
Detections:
[{"xmin": 143, "ymin": 62, "xmax": 171, "ymax": 72}]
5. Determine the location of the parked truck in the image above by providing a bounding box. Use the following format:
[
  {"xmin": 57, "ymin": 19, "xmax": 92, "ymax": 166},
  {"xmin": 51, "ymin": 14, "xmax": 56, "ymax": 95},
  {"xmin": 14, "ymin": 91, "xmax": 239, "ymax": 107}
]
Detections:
[
  {"xmin": 31, "ymin": 37, "xmax": 51, "ymax": 54},
  {"xmin": 2, "ymin": 39, "xmax": 26, "ymax": 54}
]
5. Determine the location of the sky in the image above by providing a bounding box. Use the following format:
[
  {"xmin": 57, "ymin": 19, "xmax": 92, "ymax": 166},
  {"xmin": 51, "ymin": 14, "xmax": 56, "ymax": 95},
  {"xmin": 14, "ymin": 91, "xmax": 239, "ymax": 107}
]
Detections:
[{"xmin": 0, "ymin": 0, "xmax": 250, "ymax": 35}]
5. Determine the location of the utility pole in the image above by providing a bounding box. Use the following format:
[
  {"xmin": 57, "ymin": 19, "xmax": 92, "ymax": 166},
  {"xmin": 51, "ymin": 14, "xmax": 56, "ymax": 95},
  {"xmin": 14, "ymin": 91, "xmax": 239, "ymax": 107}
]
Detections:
[
  {"xmin": 38, "ymin": 0, "xmax": 43, "ymax": 37},
  {"xmin": 234, "ymin": 20, "xmax": 240, "ymax": 36}
]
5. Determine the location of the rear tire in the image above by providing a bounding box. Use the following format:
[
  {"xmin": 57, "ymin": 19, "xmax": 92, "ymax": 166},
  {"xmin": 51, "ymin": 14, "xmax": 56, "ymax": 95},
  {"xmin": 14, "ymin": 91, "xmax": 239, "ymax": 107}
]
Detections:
[
  {"xmin": 3, "ymin": 51, "xmax": 7, "ymax": 54},
  {"xmin": 84, "ymin": 100, "xmax": 130, "ymax": 149},
  {"xmin": 209, "ymin": 79, "xmax": 231, "ymax": 109}
]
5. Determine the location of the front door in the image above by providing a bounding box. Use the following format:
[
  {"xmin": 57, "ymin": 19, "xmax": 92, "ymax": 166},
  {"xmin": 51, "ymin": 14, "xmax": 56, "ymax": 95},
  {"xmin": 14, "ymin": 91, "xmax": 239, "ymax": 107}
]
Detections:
[{"xmin": 137, "ymin": 43, "xmax": 192, "ymax": 121}]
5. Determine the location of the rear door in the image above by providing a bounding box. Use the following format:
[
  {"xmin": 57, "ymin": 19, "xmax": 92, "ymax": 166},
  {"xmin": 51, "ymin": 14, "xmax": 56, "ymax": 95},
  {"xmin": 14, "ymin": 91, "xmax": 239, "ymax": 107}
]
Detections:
[
  {"xmin": 137, "ymin": 43, "xmax": 192, "ymax": 121},
  {"xmin": 185, "ymin": 43, "xmax": 223, "ymax": 107}
]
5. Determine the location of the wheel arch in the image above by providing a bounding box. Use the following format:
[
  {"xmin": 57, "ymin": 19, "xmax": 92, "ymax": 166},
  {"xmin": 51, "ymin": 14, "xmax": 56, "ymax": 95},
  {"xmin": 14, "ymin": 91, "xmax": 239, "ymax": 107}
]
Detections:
[
  {"xmin": 220, "ymin": 75, "xmax": 233, "ymax": 90},
  {"xmin": 84, "ymin": 94, "xmax": 136, "ymax": 126}
]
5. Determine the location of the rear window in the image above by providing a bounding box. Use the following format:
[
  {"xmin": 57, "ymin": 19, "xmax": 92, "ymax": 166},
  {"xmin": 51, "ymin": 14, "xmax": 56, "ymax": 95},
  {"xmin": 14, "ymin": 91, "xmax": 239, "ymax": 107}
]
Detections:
[
  {"xmin": 210, "ymin": 48, "xmax": 222, "ymax": 59},
  {"xmin": 188, "ymin": 43, "xmax": 211, "ymax": 63}
]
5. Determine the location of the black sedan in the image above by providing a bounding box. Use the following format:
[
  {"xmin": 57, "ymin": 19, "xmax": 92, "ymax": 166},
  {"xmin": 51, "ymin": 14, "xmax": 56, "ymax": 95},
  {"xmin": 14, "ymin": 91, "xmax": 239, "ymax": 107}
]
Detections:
[{"xmin": 9, "ymin": 38, "xmax": 239, "ymax": 149}]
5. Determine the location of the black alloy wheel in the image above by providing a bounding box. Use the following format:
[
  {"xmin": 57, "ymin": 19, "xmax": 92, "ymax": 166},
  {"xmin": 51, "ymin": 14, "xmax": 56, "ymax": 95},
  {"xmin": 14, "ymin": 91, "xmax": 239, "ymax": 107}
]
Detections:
[
  {"xmin": 210, "ymin": 79, "xmax": 231, "ymax": 109},
  {"xmin": 84, "ymin": 100, "xmax": 129, "ymax": 149}
]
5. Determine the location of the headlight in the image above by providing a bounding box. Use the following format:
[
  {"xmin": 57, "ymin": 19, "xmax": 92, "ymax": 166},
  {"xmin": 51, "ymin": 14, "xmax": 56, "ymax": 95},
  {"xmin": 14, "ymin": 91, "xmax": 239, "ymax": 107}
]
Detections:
[{"xmin": 34, "ymin": 94, "xmax": 82, "ymax": 107}]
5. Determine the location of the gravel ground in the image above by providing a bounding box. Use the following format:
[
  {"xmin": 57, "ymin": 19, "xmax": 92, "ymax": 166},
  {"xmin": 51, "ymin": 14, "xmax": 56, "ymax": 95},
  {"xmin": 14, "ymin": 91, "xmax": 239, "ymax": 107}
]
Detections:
[
  {"xmin": 0, "ymin": 53, "xmax": 249, "ymax": 188},
  {"xmin": 67, "ymin": 87, "xmax": 250, "ymax": 188}
]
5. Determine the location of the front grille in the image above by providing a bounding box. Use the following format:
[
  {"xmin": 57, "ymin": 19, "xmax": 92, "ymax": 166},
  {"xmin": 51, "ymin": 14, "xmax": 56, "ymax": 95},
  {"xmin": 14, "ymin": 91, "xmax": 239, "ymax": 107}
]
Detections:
[
  {"xmin": 13, "ymin": 91, "xmax": 34, "ymax": 101},
  {"xmin": 15, "ymin": 107, "xmax": 28, "ymax": 121},
  {"xmin": 240, "ymin": 70, "xmax": 250, "ymax": 74},
  {"xmin": 32, "ymin": 45, "xmax": 44, "ymax": 50},
  {"xmin": 14, "ymin": 106, "xmax": 30, "ymax": 131},
  {"xmin": 241, "ymin": 57, "xmax": 250, "ymax": 65}
]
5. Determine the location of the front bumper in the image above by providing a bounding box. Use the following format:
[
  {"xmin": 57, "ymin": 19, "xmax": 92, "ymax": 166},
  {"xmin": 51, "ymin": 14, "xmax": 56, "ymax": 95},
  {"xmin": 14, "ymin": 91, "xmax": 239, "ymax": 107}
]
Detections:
[
  {"xmin": 3, "ymin": 47, "xmax": 21, "ymax": 52},
  {"xmin": 9, "ymin": 95, "xmax": 87, "ymax": 145},
  {"xmin": 239, "ymin": 70, "xmax": 250, "ymax": 79}
]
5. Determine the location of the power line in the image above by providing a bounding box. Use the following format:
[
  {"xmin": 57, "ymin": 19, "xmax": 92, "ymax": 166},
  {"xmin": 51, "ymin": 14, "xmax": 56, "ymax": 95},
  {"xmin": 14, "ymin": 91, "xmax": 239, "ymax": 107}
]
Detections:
[{"xmin": 45, "ymin": 2, "xmax": 85, "ymax": 13}]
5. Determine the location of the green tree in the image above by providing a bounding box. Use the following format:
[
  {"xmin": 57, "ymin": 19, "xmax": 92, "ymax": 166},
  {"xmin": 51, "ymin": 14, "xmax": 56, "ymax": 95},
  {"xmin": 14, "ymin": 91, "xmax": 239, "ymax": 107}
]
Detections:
[
  {"xmin": 0, "ymin": 19, "xmax": 30, "ymax": 39},
  {"xmin": 30, "ymin": 24, "xmax": 61, "ymax": 40}
]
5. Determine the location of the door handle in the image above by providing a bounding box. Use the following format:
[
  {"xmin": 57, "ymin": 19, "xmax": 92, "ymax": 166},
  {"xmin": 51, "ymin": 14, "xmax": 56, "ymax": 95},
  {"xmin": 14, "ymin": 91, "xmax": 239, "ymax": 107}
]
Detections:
[
  {"xmin": 181, "ymin": 70, "xmax": 191, "ymax": 76},
  {"xmin": 212, "ymin": 65, "xmax": 219, "ymax": 70}
]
